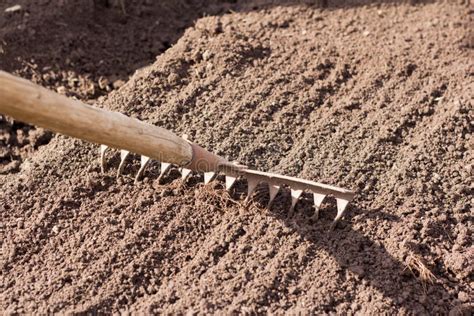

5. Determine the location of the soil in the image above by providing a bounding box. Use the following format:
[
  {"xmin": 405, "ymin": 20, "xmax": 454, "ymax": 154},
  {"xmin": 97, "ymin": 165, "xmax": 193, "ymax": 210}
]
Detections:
[{"xmin": 1, "ymin": 0, "xmax": 473, "ymax": 314}]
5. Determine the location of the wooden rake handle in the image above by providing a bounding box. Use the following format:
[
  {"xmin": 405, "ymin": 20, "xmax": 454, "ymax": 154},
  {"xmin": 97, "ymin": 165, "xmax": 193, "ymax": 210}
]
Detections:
[{"xmin": 0, "ymin": 71, "xmax": 228, "ymax": 171}]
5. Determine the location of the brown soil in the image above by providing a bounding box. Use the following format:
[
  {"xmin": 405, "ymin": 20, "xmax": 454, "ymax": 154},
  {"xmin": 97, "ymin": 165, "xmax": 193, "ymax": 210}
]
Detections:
[{"xmin": 1, "ymin": 0, "xmax": 473, "ymax": 314}]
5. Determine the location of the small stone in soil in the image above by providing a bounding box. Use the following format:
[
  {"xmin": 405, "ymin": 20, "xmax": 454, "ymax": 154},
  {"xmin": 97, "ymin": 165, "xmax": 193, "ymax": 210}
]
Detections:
[{"xmin": 5, "ymin": 5, "xmax": 22, "ymax": 13}]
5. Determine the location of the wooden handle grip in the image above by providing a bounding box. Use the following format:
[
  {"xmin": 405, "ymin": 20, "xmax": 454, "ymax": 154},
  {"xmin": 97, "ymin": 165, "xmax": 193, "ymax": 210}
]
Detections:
[{"xmin": 0, "ymin": 71, "xmax": 193, "ymax": 166}]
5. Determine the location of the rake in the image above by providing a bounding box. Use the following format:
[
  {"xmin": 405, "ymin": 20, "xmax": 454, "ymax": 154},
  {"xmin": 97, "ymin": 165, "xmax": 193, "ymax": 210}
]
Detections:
[{"xmin": 0, "ymin": 71, "xmax": 356, "ymax": 229}]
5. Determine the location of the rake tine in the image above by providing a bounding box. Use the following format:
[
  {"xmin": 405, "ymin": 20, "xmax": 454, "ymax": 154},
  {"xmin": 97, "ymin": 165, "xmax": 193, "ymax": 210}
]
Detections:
[
  {"xmin": 244, "ymin": 175, "xmax": 259, "ymax": 203},
  {"xmin": 180, "ymin": 167, "xmax": 192, "ymax": 181},
  {"xmin": 204, "ymin": 172, "xmax": 216, "ymax": 184},
  {"xmin": 158, "ymin": 162, "xmax": 172, "ymax": 181},
  {"xmin": 331, "ymin": 198, "xmax": 350, "ymax": 230},
  {"xmin": 117, "ymin": 150, "xmax": 130, "ymax": 177},
  {"xmin": 289, "ymin": 189, "xmax": 303, "ymax": 216},
  {"xmin": 100, "ymin": 144, "xmax": 109, "ymax": 173},
  {"xmin": 312, "ymin": 193, "xmax": 326, "ymax": 220},
  {"xmin": 267, "ymin": 184, "xmax": 280, "ymax": 208},
  {"xmin": 225, "ymin": 176, "xmax": 237, "ymax": 190},
  {"xmin": 135, "ymin": 155, "xmax": 151, "ymax": 183}
]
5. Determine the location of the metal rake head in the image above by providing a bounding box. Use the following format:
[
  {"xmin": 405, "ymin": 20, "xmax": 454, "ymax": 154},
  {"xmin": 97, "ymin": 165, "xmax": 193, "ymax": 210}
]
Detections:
[{"xmin": 100, "ymin": 144, "xmax": 356, "ymax": 230}]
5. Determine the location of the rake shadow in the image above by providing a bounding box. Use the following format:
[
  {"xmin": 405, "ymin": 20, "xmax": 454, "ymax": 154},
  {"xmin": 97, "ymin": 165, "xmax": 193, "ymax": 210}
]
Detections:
[{"xmin": 259, "ymin": 198, "xmax": 453, "ymax": 313}]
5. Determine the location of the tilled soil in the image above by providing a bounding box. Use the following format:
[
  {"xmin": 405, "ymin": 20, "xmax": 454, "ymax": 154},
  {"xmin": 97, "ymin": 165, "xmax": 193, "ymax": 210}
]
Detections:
[{"xmin": 1, "ymin": 0, "xmax": 473, "ymax": 314}]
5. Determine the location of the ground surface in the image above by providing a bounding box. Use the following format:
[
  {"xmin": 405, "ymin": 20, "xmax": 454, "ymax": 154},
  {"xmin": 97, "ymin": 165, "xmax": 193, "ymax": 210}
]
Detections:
[{"xmin": 1, "ymin": 0, "xmax": 473, "ymax": 314}]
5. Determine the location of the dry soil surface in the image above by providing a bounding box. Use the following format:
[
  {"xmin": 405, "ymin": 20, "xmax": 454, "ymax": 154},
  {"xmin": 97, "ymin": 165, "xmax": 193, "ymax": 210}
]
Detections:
[{"xmin": 1, "ymin": 0, "xmax": 473, "ymax": 314}]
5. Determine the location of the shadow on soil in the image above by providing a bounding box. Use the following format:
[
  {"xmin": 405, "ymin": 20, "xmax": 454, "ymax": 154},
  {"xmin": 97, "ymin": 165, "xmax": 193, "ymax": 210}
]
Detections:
[{"xmin": 263, "ymin": 197, "xmax": 452, "ymax": 313}]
